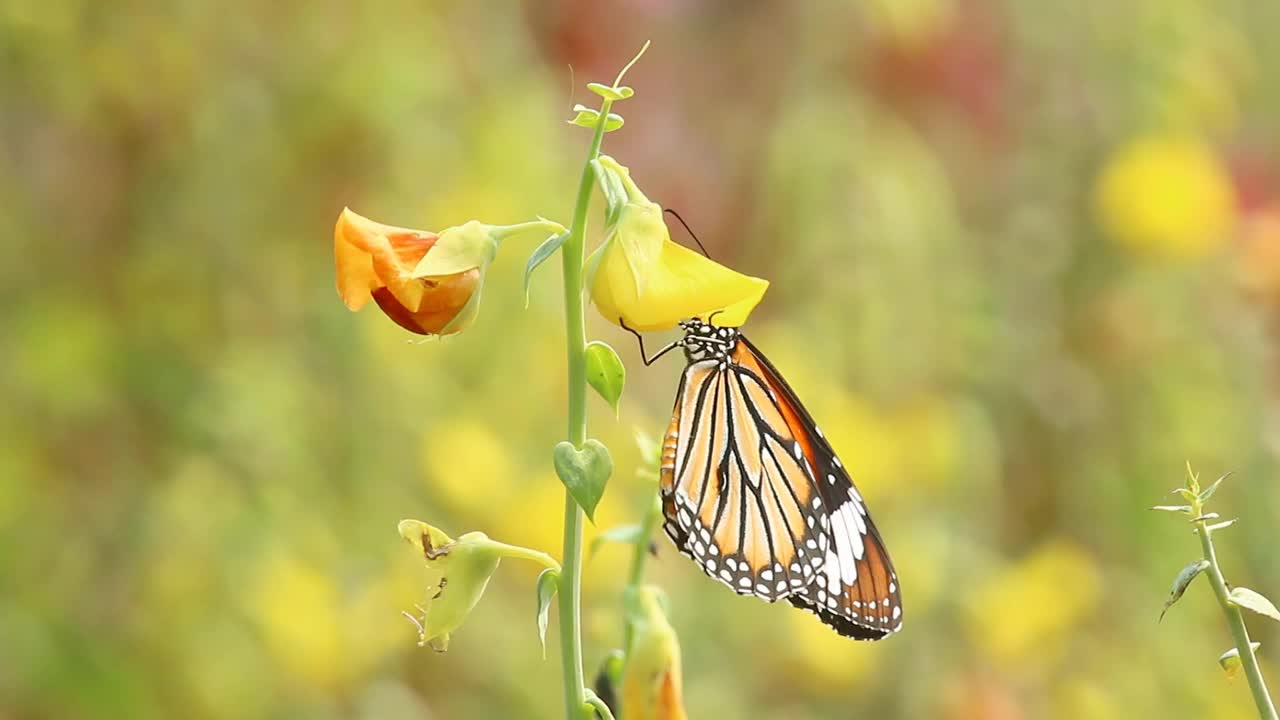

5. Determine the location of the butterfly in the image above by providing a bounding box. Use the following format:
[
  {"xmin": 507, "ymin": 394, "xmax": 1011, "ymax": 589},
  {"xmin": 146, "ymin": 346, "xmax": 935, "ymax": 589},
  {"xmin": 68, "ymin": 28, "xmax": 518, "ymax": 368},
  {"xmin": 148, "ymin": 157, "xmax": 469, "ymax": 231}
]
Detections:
[{"xmin": 624, "ymin": 316, "xmax": 902, "ymax": 640}]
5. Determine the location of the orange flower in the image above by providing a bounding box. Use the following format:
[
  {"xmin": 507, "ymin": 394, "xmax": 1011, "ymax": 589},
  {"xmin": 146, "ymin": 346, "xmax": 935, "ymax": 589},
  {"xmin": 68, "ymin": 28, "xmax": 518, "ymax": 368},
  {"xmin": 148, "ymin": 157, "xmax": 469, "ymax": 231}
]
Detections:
[{"xmin": 335, "ymin": 208, "xmax": 482, "ymax": 335}]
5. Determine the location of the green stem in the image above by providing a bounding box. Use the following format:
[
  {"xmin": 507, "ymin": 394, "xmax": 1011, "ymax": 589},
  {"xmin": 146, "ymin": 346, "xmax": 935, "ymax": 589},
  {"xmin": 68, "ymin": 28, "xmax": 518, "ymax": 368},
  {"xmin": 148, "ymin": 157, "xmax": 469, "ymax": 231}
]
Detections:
[
  {"xmin": 557, "ymin": 95, "xmax": 614, "ymax": 720},
  {"xmin": 622, "ymin": 494, "xmax": 662, "ymax": 654},
  {"xmin": 485, "ymin": 540, "xmax": 562, "ymax": 572},
  {"xmin": 1196, "ymin": 516, "xmax": 1278, "ymax": 720},
  {"xmin": 627, "ymin": 494, "xmax": 662, "ymax": 589},
  {"xmin": 489, "ymin": 219, "xmax": 568, "ymax": 242}
]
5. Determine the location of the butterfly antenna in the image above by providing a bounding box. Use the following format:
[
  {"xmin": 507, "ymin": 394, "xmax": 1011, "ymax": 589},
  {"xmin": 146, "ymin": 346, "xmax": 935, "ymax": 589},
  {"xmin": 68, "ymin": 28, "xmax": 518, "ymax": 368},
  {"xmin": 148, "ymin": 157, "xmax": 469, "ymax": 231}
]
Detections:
[{"xmin": 664, "ymin": 208, "xmax": 712, "ymax": 259}]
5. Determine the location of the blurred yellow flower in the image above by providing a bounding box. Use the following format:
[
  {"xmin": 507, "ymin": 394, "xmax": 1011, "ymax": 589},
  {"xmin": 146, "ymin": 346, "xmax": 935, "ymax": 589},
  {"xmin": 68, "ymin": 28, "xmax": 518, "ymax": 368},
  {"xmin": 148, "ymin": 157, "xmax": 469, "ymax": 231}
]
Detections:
[
  {"xmin": 966, "ymin": 540, "xmax": 1100, "ymax": 669},
  {"xmin": 422, "ymin": 420, "xmax": 514, "ymax": 517},
  {"xmin": 621, "ymin": 586, "xmax": 688, "ymax": 720},
  {"xmin": 588, "ymin": 156, "xmax": 769, "ymax": 331},
  {"xmin": 1094, "ymin": 135, "xmax": 1235, "ymax": 261},
  {"xmin": 250, "ymin": 552, "xmax": 348, "ymax": 689}
]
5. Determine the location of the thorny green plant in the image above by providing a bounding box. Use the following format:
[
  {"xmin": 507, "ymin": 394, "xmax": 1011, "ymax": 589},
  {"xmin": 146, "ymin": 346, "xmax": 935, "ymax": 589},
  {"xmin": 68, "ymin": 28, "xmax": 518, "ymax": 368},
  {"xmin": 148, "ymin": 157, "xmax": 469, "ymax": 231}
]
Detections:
[{"xmin": 1156, "ymin": 464, "xmax": 1279, "ymax": 720}]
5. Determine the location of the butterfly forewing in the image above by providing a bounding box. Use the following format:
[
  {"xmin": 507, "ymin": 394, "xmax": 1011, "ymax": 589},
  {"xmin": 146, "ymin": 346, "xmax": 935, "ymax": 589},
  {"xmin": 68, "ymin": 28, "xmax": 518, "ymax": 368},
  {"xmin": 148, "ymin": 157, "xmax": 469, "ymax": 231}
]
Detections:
[{"xmin": 660, "ymin": 360, "xmax": 827, "ymax": 600}]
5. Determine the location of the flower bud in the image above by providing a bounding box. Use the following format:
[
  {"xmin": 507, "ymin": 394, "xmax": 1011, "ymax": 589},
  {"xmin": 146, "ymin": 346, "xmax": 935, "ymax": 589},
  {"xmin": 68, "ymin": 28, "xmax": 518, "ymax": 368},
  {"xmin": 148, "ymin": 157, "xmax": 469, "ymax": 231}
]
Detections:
[{"xmin": 621, "ymin": 586, "xmax": 688, "ymax": 720}]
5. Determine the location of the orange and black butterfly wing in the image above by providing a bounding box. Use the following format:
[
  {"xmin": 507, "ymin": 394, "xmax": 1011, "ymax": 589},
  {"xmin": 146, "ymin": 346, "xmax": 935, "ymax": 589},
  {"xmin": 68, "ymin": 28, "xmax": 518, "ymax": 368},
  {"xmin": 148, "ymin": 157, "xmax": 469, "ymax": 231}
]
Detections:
[
  {"xmin": 659, "ymin": 359, "xmax": 829, "ymax": 600},
  {"xmin": 733, "ymin": 337, "xmax": 904, "ymax": 640}
]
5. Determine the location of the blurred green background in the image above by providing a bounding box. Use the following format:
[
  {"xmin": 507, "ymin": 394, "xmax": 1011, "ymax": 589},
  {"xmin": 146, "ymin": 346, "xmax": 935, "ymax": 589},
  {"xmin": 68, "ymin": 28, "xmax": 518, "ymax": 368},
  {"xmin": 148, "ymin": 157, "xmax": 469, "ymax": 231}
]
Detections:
[{"xmin": 5, "ymin": 0, "xmax": 1280, "ymax": 718}]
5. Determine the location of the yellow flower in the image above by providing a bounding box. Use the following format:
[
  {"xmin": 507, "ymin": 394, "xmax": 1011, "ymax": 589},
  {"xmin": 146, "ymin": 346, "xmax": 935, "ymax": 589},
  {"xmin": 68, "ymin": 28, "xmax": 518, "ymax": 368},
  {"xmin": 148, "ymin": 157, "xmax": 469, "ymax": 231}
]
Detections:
[
  {"xmin": 397, "ymin": 519, "xmax": 557, "ymax": 652},
  {"xmin": 1094, "ymin": 135, "xmax": 1235, "ymax": 261},
  {"xmin": 621, "ymin": 586, "xmax": 688, "ymax": 720},
  {"xmin": 588, "ymin": 156, "xmax": 769, "ymax": 331}
]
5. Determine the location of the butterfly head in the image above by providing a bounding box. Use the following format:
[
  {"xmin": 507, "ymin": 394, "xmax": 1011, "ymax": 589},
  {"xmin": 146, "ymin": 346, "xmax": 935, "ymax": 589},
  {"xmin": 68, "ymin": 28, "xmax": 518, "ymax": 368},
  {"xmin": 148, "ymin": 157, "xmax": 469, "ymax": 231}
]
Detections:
[{"xmin": 678, "ymin": 317, "xmax": 739, "ymax": 363}]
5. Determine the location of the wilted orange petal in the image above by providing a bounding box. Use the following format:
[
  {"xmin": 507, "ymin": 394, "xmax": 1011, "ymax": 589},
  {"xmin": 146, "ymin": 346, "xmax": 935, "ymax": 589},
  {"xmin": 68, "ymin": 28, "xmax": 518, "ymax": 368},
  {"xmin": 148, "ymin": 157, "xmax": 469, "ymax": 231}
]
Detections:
[{"xmin": 335, "ymin": 208, "xmax": 439, "ymax": 312}]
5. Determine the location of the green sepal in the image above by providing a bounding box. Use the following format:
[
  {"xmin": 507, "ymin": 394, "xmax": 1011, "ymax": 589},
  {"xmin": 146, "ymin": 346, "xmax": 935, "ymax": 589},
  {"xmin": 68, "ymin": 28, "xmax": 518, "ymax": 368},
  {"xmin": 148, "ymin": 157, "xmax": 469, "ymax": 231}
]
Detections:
[{"xmin": 411, "ymin": 220, "xmax": 497, "ymax": 277}]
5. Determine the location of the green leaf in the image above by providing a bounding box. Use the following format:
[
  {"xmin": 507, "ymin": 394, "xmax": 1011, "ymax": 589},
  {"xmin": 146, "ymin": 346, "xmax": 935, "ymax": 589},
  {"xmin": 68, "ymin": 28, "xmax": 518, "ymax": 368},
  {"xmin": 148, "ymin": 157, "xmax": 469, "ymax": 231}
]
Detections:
[
  {"xmin": 1199, "ymin": 472, "xmax": 1232, "ymax": 503},
  {"xmin": 583, "ymin": 688, "xmax": 616, "ymax": 720},
  {"xmin": 587, "ymin": 82, "xmax": 635, "ymax": 101},
  {"xmin": 1160, "ymin": 559, "xmax": 1209, "ymax": 622},
  {"xmin": 589, "ymin": 524, "xmax": 644, "ymax": 558},
  {"xmin": 1151, "ymin": 505, "xmax": 1192, "ymax": 514},
  {"xmin": 1229, "ymin": 587, "xmax": 1280, "ymax": 622},
  {"xmin": 585, "ymin": 341, "xmax": 625, "ymax": 414},
  {"xmin": 523, "ymin": 232, "xmax": 567, "ymax": 307},
  {"xmin": 567, "ymin": 105, "xmax": 625, "ymax": 132},
  {"xmin": 553, "ymin": 439, "xmax": 614, "ymax": 522},
  {"xmin": 1206, "ymin": 518, "xmax": 1238, "ymax": 532},
  {"xmin": 535, "ymin": 568, "xmax": 559, "ymax": 659}
]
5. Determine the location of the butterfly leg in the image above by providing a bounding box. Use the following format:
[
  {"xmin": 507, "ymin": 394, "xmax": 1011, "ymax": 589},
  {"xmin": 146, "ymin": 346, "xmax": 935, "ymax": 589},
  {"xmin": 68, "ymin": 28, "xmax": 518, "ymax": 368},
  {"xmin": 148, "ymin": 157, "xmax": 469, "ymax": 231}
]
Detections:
[{"xmin": 619, "ymin": 317, "xmax": 683, "ymax": 366}]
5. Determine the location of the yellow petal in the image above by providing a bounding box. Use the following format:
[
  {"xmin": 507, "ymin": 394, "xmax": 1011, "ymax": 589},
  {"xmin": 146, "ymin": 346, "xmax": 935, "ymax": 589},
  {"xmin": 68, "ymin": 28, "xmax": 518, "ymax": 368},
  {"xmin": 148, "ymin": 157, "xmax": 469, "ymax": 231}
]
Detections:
[{"xmin": 592, "ymin": 237, "xmax": 769, "ymax": 331}]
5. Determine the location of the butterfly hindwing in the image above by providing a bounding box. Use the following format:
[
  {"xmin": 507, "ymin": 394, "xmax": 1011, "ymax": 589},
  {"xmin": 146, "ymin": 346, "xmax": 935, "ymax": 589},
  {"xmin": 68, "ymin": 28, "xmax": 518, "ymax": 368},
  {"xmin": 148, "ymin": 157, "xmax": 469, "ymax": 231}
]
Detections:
[{"xmin": 734, "ymin": 337, "xmax": 903, "ymax": 639}]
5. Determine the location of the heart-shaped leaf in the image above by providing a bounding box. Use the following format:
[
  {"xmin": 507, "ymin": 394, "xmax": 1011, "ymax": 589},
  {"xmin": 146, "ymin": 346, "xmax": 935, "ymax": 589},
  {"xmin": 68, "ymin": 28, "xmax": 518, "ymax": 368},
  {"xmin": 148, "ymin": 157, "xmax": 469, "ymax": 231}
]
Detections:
[
  {"xmin": 1230, "ymin": 587, "xmax": 1280, "ymax": 623},
  {"xmin": 523, "ymin": 232, "xmax": 567, "ymax": 307},
  {"xmin": 1160, "ymin": 559, "xmax": 1209, "ymax": 622},
  {"xmin": 553, "ymin": 439, "xmax": 613, "ymax": 522},
  {"xmin": 535, "ymin": 568, "xmax": 560, "ymax": 659},
  {"xmin": 585, "ymin": 341, "xmax": 625, "ymax": 415}
]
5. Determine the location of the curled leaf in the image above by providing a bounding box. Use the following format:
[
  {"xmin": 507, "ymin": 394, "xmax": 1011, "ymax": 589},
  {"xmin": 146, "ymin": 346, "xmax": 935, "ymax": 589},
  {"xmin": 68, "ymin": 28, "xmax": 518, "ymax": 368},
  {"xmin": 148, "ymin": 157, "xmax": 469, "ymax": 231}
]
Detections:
[
  {"xmin": 523, "ymin": 232, "xmax": 567, "ymax": 306},
  {"xmin": 1160, "ymin": 560, "xmax": 1210, "ymax": 622},
  {"xmin": 1151, "ymin": 505, "xmax": 1193, "ymax": 514},
  {"xmin": 584, "ymin": 687, "xmax": 617, "ymax": 720},
  {"xmin": 535, "ymin": 568, "xmax": 560, "ymax": 658}
]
